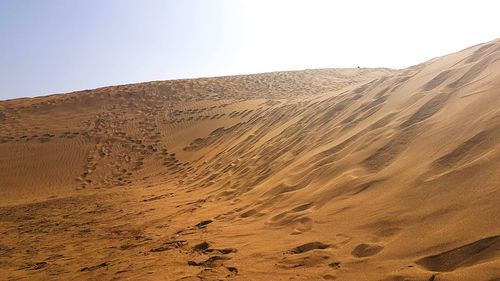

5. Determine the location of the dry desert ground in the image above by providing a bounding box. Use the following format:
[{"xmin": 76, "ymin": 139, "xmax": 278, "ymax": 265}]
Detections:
[{"xmin": 1, "ymin": 39, "xmax": 500, "ymax": 281}]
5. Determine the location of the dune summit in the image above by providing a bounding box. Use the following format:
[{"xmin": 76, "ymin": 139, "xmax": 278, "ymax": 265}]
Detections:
[{"xmin": 1, "ymin": 39, "xmax": 500, "ymax": 281}]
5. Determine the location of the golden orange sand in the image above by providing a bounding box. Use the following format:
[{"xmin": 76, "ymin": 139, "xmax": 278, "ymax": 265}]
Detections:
[{"xmin": 1, "ymin": 39, "xmax": 500, "ymax": 281}]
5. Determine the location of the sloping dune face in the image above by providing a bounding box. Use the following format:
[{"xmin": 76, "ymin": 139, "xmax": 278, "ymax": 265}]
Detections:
[{"xmin": 1, "ymin": 40, "xmax": 500, "ymax": 281}]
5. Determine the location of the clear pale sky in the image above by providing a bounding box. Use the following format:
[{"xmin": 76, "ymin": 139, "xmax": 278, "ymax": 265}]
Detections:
[{"xmin": 1, "ymin": 0, "xmax": 499, "ymax": 100}]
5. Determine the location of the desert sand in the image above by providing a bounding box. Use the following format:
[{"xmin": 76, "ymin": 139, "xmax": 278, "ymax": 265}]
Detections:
[{"xmin": 1, "ymin": 39, "xmax": 500, "ymax": 281}]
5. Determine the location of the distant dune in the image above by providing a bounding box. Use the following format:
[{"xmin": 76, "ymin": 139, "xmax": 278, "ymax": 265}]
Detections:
[{"xmin": 1, "ymin": 39, "xmax": 499, "ymax": 281}]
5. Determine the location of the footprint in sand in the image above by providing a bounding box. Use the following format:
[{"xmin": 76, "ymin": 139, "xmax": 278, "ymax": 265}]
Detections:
[{"xmin": 351, "ymin": 243, "xmax": 384, "ymax": 258}]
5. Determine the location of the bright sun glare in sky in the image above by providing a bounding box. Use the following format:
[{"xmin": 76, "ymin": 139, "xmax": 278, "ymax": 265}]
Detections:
[{"xmin": 0, "ymin": 0, "xmax": 499, "ymax": 99}]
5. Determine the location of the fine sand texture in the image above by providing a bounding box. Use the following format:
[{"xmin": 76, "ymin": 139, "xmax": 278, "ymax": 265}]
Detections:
[{"xmin": 1, "ymin": 39, "xmax": 500, "ymax": 280}]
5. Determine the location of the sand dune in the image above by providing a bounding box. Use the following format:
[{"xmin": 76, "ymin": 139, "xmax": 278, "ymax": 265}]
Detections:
[{"xmin": 1, "ymin": 39, "xmax": 500, "ymax": 280}]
